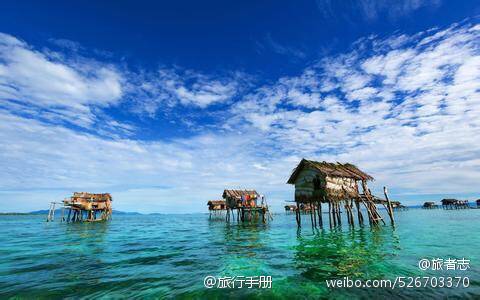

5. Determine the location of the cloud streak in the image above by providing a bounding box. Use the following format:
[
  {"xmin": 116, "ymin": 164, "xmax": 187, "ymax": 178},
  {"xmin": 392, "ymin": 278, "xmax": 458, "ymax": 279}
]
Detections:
[
  {"xmin": 0, "ymin": 33, "xmax": 123, "ymax": 128},
  {"xmin": 230, "ymin": 20, "xmax": 480, "ymax": 195}
]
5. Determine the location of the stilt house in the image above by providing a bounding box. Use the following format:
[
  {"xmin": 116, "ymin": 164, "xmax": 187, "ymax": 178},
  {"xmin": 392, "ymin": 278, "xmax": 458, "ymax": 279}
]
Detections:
[
  {"xmin": 287, "ymin": 159, "xmax": 395, "ymax": 228},
  {"xmin": 62, "ymin": 192, "xmax": 112, "ymax": 222},
  {"xmin": 222, "ymin": 189, "xmax": 270, "ymax": 223},
  {"xmin": 207, "ymin": 200, "xmax": 226, "ymax": 211},
  {"xmin": 223, "ymin": 189, "xmax": 260, "ymax": 209}
]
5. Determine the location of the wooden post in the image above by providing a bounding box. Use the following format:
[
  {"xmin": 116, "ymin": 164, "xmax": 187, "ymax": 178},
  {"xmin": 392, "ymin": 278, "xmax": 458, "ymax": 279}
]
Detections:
[
  {"xmin": 371, "ymin": 203, "xmax": 386, "ymax": 225},
  {"xmin": 355, "ymin": 200, "xmax": 364, "ymax": 224},
  {"xmin": 317, "ymin": 201, "xmax": 323, "ymax": 228},
  {"xmin": 46, "ymin": 203, "xmax": 51, "ymax": 222},
  {"xmin": 349, "ymin": 199, "xmax": 355, "ymax": 227},
  {"xmin": 295, "ymin": 201, "xmax": 301, "ymax": 228},
  {"xmin": 383, "ymin": 186, "xmax": 395, "ymax": 225},
  {"xmin": 361, "ymin": 200, "xmax": 373, "ymax": 225},
  {"xmin": 345, "ymin": 201, "xmax": 351, "ymax": 225},
  {"xmin": 309, "ymin": 201, "xmax": 315, "ymax": 228},
  {"xmin": 331, "ymin": 202, "xmax": 337, "ymax": 227},
  {"xmin": 361, "ymin": 180, "xmax": 385, "ymax": 226},
  {"xmin": 345, "ymin": 202, "xmax": 351, "ymax": 225},
  {"xmin": 337, "ymin": 202, "xmax": 342, "ymax": 225},
  {"xmin": 328, "ymin": 200, "xmax": 333, "ymax": 228}
]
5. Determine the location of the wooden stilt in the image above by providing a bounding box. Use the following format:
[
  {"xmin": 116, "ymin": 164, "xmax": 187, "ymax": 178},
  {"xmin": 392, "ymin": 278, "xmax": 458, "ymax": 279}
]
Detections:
[
  {"xmin": 383, "ymin": 186, "xmax": 395, "ymax": 225},
  {"xmin": 344, "ymin": 202, "xmax": 350, "ymax": 225},
  {"xmin": 355, "ymin": 200, "xmax": 364, "ymax": 225},
  {"xmin": 52, "ymin": 203, "xmax": 56, "ymax": 221},
  {"xmin": 361, "ymin": 200, "xmax": 373, "ymax": 225},
  {"xmin": 310, "ymin": 202, "xmax": 315, "ymax": 228},
  {"xmin": 328, "ymin": 200, "xmax": 333, "ymax": 228},
  {"xmin": 317, "ymin": 201, "xmax": 323, "ymax": 228},
  {"xmin": 46, "ymin": 203, "xmax": 51, "ymax": 222},
  {"xmin": 332, "ymin": 202, "xmax": 337, "ymax": 227},
  {"xmin": 361, "ymin": 180, "xmax": 385, "ymax": 226},
  {"xmin": 295, "ymin": 201, "xmax": 301, "ymax": 228},
  {"xmin": 336, "ymin": 202, "xmax": 342, "ymax": 225},
  {"xmin": 349, "ymin": 199, "xmax": 355, "ymax": 227}
]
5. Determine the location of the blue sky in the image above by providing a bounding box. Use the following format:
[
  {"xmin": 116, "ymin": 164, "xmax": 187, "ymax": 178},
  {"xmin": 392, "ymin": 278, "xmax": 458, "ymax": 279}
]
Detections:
[{"xmin": 0, "ymin": 1, "xmax": 479, "ymax": 213}]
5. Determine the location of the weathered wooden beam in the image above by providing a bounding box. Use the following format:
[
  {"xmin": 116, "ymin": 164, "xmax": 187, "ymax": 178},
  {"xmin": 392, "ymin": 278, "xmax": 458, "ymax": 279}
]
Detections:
[{"xmin": 384, "ymin": 186, "xmax": 395, "ymax": 225}]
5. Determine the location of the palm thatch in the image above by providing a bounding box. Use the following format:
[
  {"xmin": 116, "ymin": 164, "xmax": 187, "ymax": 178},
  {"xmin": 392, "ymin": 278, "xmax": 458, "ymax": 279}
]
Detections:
[
  {"xmin": 287, "ymin": 159, "xmax": 373, "ymax": 184},
  {"xmin": 207, "ymin": 200, "xmax": 226, "ymax": 210},
  {"xmin": 287, "ymin": 159, "xmax": 374, "ymax": 202}
]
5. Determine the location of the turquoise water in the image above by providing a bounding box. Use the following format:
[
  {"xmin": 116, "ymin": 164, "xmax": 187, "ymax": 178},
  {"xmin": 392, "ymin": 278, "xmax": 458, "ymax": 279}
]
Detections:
[{"xmin": 0, "ymin": 209, "xmax": 479, "ymax": 299}]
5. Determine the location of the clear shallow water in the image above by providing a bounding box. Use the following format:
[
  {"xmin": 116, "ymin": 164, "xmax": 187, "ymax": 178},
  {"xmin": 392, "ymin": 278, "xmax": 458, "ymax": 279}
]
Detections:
[{"xmin": 0, "ymin": 209, "xmax": 479, "ymax": 299}]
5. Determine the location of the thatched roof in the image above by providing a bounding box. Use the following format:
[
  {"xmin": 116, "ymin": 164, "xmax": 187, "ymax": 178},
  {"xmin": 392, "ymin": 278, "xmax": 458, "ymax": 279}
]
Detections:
[
  {"xmin": 223, "ymin": 189, "xmax": 259, "ymax": 199},
  {"xmin": 287, "ymin": 159, "xmax": 374, "ymax": 184},
  {"xmin": 71, "ymin": 192, "xmax": 112, "ymax": 202},
  {"xmin": 207, "ymin": 200, "xmax": 226, "ymax": 206}
]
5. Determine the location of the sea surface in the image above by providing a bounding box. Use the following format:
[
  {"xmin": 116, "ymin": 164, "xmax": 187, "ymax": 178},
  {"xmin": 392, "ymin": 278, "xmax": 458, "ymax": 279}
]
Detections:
[{"xmin": 0, "ymin": 208, "xmax": 479, "ymax": 299}]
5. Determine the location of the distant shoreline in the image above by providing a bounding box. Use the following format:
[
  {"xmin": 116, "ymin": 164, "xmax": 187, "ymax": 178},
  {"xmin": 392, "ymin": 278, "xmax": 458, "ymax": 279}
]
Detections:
[{"xmin": 1, "ymin": 204, "xmax": 477, "ymax": 216}]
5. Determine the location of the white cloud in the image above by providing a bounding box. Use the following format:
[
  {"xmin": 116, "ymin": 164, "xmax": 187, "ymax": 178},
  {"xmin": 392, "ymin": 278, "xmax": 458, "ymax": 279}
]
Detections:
[
  {"xmin": 0, "ymin": 111, "xmax": 295, "ymax": 212},
  {"xmin": 0, "ymin": 33, "xmax": 123, "ymax": 128},
  {"xmin": 127, "ymin": 68, "xmax": 246, "ymax": 116},
  {"xmin": 230, "ymin": 21, "xmax": 480, "ymax": 197},
  {"xmin": 1, "ymin": 21, "xmax": 480, "ymax": 213}
]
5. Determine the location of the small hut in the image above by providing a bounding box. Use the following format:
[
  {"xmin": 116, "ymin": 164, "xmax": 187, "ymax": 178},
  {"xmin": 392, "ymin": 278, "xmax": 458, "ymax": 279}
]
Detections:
[
  {"xmin": 47, "ymin": 192, "xmax": 113, "ymax": 222},
  {"xmin": 423, "ymin": 202, "xmax": 438, "ymax": 209},
  {"xmin": 285, "ymin": 203, "xmax": 317, "ymax": 214},
  {"xmin": 222, "ymin": 189, "xmax": 270, "ymax": 223},
  {"xmin": 441, "ymin": 198, "xmax": 469, "ymax": 209},
  {"xmin": 287, "ymin": 159, "xmax": 395, "ymax": 228},
  {"xmin": 207, "ymin": 200, "xmax": 226, "ymax": 211},
  {"xmin": 391, "ymin": 201, "xmax": 407, "ymax": 210},
  {"xmin": 371, "ymin": 196, "xmax": 405, "ymax": 211},
  {"xmin": 284, "ymin": 204, "xmax": 297, "ymax": 213},
  {"xmin": 442, "ymin": 198, "xmax": 456, "ymax": 209}
]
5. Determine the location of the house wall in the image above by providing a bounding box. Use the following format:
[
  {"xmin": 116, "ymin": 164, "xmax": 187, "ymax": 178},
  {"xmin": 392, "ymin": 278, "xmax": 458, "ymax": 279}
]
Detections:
[
  {"xmin": 324, "ymin": 176, "xmax": 358, "ymax": 198},
  {"xmin": 225, "ymin": 196, "xmax": 258, "ymax": 208},
  {"xmin": 294, "ymin": 167, "xmax": 326, "ymax": 202},
  {"xmin": 225, "ymin": 197, "xmax": 237, "ymax": 208},
  {"xmin": 293, "ymin": 167, "xmax": 359, "ymax": 202}
]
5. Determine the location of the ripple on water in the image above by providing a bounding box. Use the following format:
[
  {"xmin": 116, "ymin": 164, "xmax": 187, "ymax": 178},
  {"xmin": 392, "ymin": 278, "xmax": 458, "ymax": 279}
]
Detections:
[{"xmin": 0, "ymin": 210, "xmax": 479, "ymax": 298}]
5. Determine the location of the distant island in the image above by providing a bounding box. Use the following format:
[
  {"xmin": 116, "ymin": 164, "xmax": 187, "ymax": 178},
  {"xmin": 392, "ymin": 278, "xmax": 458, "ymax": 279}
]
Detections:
[{"xmin": 0, "ymin": 210, "xmax": 143, "ymax": 216}]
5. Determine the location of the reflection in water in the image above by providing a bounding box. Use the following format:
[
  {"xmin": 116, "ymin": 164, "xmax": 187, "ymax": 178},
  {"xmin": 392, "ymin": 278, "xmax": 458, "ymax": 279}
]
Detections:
[
  {"xmin": 60, "ymin": 221, "xmax": 110, "ymax": 291},
  {"xmin": 208, "ymin": 218, "xmax": 271, "ymax": 275},
  {"xmin": 293, "ymin": 225, "xmax": 401, "ymax": 281}
]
